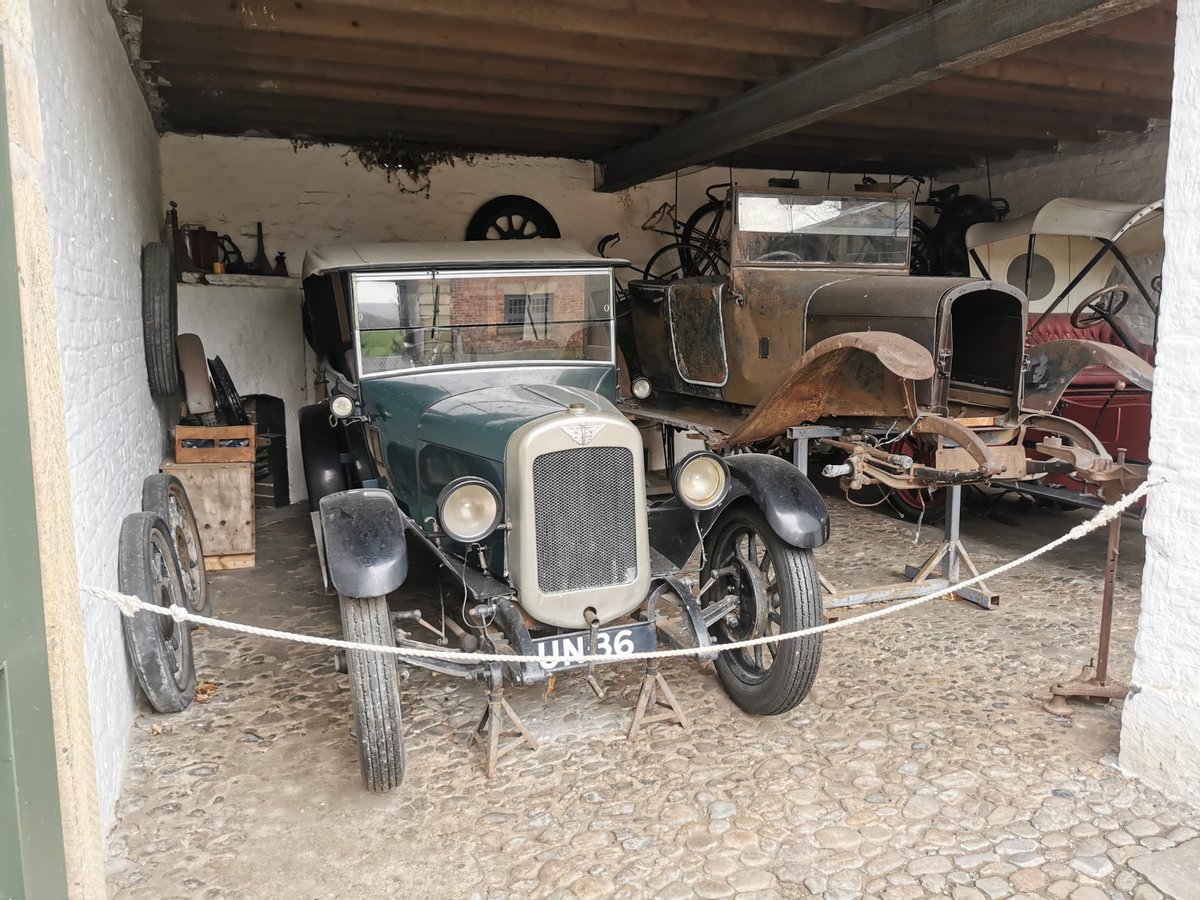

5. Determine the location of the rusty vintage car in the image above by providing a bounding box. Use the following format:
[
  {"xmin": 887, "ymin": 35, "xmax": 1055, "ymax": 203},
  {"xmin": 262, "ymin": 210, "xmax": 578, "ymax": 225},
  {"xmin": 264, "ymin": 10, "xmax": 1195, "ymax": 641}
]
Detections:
[{"xmin": 618, "ymin": 186, "xmax": 1152, "ymax": 517}]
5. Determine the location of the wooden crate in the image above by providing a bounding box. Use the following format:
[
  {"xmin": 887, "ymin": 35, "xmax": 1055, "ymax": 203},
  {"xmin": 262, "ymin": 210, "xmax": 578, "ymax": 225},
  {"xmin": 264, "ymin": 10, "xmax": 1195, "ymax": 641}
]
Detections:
[
  {"xmin": 160, "ymin": 461, "xmax": 255, "ymax": 570},
  {"xmin": 174, "ymin": 424, "xmax": 256, "ymax": 464}
]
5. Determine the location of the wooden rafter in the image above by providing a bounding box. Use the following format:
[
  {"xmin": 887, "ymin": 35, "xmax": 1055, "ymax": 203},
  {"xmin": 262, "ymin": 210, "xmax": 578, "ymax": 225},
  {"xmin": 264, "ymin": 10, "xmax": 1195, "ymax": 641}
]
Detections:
[{"xmin": 597, "ymin": 0, "xmax": 1163, "ymax": 190}]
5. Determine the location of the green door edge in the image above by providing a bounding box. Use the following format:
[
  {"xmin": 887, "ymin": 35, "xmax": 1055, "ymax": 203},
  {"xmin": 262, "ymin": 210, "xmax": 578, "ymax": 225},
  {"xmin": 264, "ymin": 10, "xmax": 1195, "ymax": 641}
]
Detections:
[{"xmin": 0, "ymin": 43, "xmax": 71, "ymax": 900}]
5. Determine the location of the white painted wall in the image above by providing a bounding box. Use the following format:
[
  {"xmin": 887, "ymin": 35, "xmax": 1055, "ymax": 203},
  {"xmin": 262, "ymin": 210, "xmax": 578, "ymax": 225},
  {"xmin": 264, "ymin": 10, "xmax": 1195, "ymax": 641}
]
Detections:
[
  {"xmin": 159, "ymin": 133, "xmax": 873, "ymax": 280},
  {"xmin": 1119, "ymin": 3, "xmax": 1200, "ymax": 803},
  {"xmin": 178, "ymin": 282, "xmax": 312, "ymax": 501},
  {"xmin": 31, "ymin": 0, "xmax": 169, "ymax": 825}
]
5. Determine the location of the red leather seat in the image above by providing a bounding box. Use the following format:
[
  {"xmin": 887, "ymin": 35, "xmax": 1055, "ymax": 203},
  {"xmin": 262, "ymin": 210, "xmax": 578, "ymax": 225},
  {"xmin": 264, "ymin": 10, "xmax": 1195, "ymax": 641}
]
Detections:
[{"xmin": 1027, "ymin": 313, "xmax": 1154, "ymax": 386}]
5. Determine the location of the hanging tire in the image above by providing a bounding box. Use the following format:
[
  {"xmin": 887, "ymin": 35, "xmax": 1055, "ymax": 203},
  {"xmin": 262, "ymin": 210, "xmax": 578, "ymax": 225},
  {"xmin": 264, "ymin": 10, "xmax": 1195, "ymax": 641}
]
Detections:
[
  {"xmin": 119, "ymin": 512, "xmax": 196, "ymax": 713},
  {"xmin": 465, "ymin": 195, "xmax": 560, "ymax": 241},
  {"xmin": 299, "ymin": 403, "xmax": 348, "ymax": 511},
  {"xmin": 339, "ymin": 593, "xmax": 405, "ymax": 792},
  {"xmin": 142, "ymin": 474, "xmax": 210, "ymax": 617},
  {"xmin": 702, "ymin": 505, "xmax": 823, "ymax": 716},
  {"xmin": 142, "ymin": 242, "xmax": 179, "ymax": 398}
]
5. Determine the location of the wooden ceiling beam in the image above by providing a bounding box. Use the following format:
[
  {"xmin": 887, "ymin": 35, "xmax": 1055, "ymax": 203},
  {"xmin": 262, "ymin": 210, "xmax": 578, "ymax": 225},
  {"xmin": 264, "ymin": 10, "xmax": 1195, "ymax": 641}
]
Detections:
[
  {"xmin": 313, "ymin": 0, "xmax": 873, "ymax": 43},
  {"xmin": 864, "ymin": 90, "xmax": 1149, "ymax": 135},
  {"xmin": 152, "ymin": 56, "xmax": 716, "ymax": 113},
  {"xmin": 917, "ymin": 75, "xmax": 1173, "ymax": 120},
  {"xmin": 597, "ymin": 0, "xmax": 1162, "ymax": 191},
  {"xmin": 130, "ymin": 0, "xmax": 821, "ymax": 74},
  {"xmin": 790, "ymin": 122, "xmax": 1061, "ymax": 153},
  {"xmin": 1018, "ymin": 31, "xmax": 1174, "ymax": 77},
  {"xmin": 163, "ymin": 72, "xmax": 682, "ymax": 127},
  {"xmin": 964, "ymin": 53, "xmax": 1173, "ymax": 97},
  {"xmin": 1086, "ymin": 2, "xmax": 1177, "ymax": 44},
  {"xmin": 714, "ymin": 150, "xmax": 987, "ymax": 175},
  {"xmin": 163, "ymin": 90, "xmax": 655, "ymax": 142},
  {"xmin": 142, "ymin": 28, "xmax": 747, "ymax": 98}
]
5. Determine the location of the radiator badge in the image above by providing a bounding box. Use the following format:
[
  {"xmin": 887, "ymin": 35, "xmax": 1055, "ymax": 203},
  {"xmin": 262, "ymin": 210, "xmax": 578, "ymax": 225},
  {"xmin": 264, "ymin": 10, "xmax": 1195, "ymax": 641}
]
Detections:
[{"xmin": 560, "ymin": 422, "xmax": 605, "ymax": 445}]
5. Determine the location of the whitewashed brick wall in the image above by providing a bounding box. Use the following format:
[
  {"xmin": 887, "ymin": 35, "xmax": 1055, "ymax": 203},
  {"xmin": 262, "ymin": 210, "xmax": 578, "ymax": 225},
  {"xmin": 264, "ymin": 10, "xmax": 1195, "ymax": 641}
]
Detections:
[
  {"xmin": 1119, "ymin": 4, "xmax": 1200, "ymax": 803},
  {"xmin": 31, "ymin": 0, "xmax": 168, "ymax": 825}
]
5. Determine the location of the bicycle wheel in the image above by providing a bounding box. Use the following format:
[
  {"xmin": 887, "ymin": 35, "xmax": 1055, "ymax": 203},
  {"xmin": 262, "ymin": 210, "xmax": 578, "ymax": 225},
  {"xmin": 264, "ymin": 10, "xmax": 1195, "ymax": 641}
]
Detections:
[
  {"xmin": 645, "ymin": 241, "xmax": 723, "ymax": 281},
  {"xmin": 910, "ymin": 219, "xmax": 939, "ymax": 276},
  {"xmin": 681, "ymin": 196, "xmax": 731, "ymax": 274}
]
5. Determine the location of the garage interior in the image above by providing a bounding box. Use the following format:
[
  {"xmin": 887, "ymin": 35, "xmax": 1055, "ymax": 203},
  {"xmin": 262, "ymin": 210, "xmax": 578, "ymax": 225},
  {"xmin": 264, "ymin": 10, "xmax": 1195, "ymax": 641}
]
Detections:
[{"xmin": 4, "ymin": 0, "xmax": 1199, "ymax": 898}]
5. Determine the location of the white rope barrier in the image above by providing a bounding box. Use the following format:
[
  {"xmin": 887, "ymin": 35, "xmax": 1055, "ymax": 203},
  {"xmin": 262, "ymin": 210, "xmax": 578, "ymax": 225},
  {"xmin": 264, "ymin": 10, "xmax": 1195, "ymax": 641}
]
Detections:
[{"xmin": 83, "ymin": 479, "xmax": 1157, "ymax": 665}]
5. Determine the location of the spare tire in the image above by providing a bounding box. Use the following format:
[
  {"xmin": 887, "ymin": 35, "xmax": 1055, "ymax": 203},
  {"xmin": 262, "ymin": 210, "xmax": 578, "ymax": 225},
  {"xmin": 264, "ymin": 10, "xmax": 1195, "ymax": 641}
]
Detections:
[
  {"xmin": 142, "ymin": 242, "xmax": 179, "ymax": 397},
  {"xmin": 119, "ymin": 511, "xmax": 196, "ymax": 713},
  {"xmin": 465, "ymin": 195, "xmax": 560, "ymax": 241}
]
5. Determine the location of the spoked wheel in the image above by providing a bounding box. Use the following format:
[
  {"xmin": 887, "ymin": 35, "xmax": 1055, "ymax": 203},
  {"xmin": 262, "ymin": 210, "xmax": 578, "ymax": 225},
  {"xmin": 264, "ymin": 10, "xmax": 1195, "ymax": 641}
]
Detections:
[
  {"xmin": 702, "ymin": 506, "xmax": 823, "ymax": 716},
  {"xmin": 645, "ymin": 241, "xmax": 723, "ymax": 281},
  {"xmin": 884, "ymin": 436, "xmax": 946, "ymax": 524},
  {"xmin": 465, "ymin": 195, "xmax": 560, "ymax": 241},
  {"xmin": 208, "ymin": 355, "xmax": 249, "ymax": 425},
  {"xmin": 142, "ymin": 474, "xmax": 210, "ymax": 616},
  {"xmin": 910, "ymin": 220, "xmax": 938, "ymax": 275},
  {"xmin": 119, "ymin": 512, "xmax": 196, "ymax": 713},
  {"xmin": 680, "ymin": 195, "xmax": 730, "ymax": 274},
  {"xmin": 339, "ymin": 594, "xmax": 405, "ymax": 792}
]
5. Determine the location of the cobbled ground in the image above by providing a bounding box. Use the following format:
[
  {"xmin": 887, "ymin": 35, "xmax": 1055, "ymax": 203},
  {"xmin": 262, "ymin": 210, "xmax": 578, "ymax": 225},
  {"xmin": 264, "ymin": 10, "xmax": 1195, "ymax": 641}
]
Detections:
[{"xmin": 106, "ymin": 488, "xmax": 1200, "ymax": 899}]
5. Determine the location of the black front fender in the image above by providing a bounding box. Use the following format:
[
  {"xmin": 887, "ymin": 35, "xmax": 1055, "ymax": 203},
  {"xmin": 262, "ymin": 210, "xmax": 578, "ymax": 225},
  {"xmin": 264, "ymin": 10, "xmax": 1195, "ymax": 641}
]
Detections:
[
  {"xmin": 715, "ymin": 454, "xmax": 830, "ymax": 549},
  {"xmin": 319, "ymin": 488, "xmax": 408, "ymax": 598},
  {"xmin": 648, "ymin": 453, "xmax": 829, "ymax": 569}
]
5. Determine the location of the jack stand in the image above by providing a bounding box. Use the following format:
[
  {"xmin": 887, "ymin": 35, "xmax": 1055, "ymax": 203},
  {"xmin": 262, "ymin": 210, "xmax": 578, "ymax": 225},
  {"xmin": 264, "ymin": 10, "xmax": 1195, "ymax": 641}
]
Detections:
[
  {"xmin": 628, "ymin": 658, "xmax": 688, "ymax": 742},
  {"xmin": 471, "ymin": 665, "xmax": 538, "ymax": 778},
  {"xmin": 585, "ymin": 612, "xmax": 607, "ymax": 700},
  {"xmin": 903, "ymin": 485, "xmax": 998, "ymax": 610},
  {"xmin": 1045, "ymin": 457, "xmax": 1131, "ymax": 716}
]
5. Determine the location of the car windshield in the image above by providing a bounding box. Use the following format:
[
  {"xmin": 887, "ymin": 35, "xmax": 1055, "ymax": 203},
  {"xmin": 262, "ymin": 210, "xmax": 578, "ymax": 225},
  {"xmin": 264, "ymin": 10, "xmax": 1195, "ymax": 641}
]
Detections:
[
  {"xmin": 353, "ymin": 269, "xmax": 614, "ymax": 376},
  {"xmin": 734, "ymin": 192, "xmax": 912, "ymax": 268}
]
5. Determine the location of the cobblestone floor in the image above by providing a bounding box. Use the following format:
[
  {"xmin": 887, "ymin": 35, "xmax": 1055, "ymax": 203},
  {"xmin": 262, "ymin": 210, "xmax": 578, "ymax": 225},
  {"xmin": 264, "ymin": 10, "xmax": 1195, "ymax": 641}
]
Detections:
[{"xmin": 106, "ymin": 487, "xmax": 1200, "ymax": 899}]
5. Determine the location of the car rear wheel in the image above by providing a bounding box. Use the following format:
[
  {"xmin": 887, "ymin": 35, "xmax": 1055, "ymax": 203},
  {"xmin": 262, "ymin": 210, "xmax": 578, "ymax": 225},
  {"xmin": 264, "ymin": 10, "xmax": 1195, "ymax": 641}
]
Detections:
[
  {"xmin": 702, "ymin": 505, "xmax": 823, "ymax": 716},
  {"xmin": 339, "ymin": 594, "xmax": 405, "ymax": 792}
]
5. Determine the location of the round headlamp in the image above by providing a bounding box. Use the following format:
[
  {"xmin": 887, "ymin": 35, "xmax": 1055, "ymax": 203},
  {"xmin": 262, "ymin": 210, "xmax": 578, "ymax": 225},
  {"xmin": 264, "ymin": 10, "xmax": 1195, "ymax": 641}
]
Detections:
[
  {"xmin": 672, "ymin": 452, "xmax": 730, "ymax": 511},
  {"xmin": 329, "ymin": 395, "xmax": 355, "ymax": 418},
  {"xmin": 631, "ymin": 376, "xmax": 652, "ymax": 400},
  {"xmin": 436, "ymin": 477, "xmax": 502, "ymax": 543}
]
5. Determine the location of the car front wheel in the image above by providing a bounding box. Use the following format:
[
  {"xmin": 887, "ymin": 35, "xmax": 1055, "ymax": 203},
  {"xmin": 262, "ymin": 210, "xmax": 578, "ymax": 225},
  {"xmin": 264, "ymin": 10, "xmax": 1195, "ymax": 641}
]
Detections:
[
  {"xmin": 339, "ymin": 594, "xmax": 405, "ymax": 791},
  {"xmin": 703, "ymin": 505, "xmax": 824, "ymax": 716}
]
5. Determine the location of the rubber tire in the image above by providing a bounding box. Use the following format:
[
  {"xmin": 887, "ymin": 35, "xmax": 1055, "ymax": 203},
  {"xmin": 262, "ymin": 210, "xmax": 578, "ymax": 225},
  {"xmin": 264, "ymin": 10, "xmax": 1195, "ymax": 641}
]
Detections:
[
  {"xmin": 910, "ymin": 219, "xmax": 939, "ymax": 276},
  {"xmin": 208, "ymin": 355, "xmax": 249, "ymax": 426},
  {"xmin": 465, "ymin": 195, "xmax": 560, "ymax": 241},
  {"xmin": 119, "ymin": 512, "xmax": 196, "ymax": 713},
  {"xmin": 142, "ymin": 474, "xmax": 210, "ymax": 617},
  {"xmin": 299, "ymin": 403, "xmax": 348, "ymax": 512},
  {"xmin": 703, "ymin": 505, "xmax": 823, "ymax": 716},
  {"xmin": 339, "ymin": 594, "xmax": 405, "ymax": 792},
  {"xmin": 142, "ymin": 242, "xmax": 179, "ymax": 397},
  {"xmin": 680, "ymin": 197, "xmax": 730, "ymax": 273},
  {"xmin": 644, "ymin": 241, "xmax": 723, "ymax": 281}
]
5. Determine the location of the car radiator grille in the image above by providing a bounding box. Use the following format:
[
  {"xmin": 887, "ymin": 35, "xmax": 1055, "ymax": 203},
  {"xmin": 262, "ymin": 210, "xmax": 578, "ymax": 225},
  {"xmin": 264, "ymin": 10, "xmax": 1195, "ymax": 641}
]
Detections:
[{"xmin": 531, "ymin": 446, "xmax": 638, "ymax": 594}]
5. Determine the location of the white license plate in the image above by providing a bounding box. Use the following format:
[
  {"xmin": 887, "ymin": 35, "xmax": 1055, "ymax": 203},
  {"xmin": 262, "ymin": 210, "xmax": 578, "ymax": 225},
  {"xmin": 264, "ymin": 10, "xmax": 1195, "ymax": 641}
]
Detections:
[{"xmin": 532, "ymin": 621, "xmax": 656, "ymax": 672}]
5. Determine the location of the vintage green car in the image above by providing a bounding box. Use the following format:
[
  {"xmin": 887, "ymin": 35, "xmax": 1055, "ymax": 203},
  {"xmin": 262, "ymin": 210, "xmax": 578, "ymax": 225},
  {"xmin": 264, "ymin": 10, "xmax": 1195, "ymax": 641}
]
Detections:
[{"xmin": 299, "ymin": 241, "xmax": 830, "ymax": 791}]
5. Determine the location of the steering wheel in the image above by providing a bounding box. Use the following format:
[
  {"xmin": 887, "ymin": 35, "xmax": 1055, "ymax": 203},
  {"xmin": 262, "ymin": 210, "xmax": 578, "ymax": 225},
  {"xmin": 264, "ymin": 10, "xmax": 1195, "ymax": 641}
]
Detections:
[
  {"xmin": 758, "ymin": 250, "xmax": 805, "ymax": 263},
  {"xmin": 1070, "ymin": 284, "xmax": 1131, "ymax": 330}
]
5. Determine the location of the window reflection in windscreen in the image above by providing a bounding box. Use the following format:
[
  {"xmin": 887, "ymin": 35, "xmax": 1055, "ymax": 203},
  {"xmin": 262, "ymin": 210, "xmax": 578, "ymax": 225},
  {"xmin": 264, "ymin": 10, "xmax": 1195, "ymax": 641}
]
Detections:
[
  {"xmin": 735, "ymin": 193, "xmax": 911, "ymax": 267},
  {"xmin": 355, "ymin": 271, "xmax": 613, "ymax": 375}
]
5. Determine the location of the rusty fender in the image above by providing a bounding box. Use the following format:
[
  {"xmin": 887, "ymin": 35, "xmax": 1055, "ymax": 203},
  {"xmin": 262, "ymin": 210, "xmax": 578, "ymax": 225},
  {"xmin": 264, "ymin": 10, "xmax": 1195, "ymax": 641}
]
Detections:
[
  {"xmin": 1023, "ymin": 339, "xmax": 1154, "ymax": 415},
  {"xmin": 727, "ymin": 332, "xmax": 934, "ymax": 446}
]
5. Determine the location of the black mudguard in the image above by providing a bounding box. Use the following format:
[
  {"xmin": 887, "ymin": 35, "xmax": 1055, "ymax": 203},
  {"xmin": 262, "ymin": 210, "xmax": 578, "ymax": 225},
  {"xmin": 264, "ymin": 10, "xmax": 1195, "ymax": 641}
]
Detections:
[
  {"xmin": 318, "ymin": 488, "xmax": 408, "ymax": 598},
  {"xmin": 648, "ymin": 453, "xmax": 829, "ymax": 569}
]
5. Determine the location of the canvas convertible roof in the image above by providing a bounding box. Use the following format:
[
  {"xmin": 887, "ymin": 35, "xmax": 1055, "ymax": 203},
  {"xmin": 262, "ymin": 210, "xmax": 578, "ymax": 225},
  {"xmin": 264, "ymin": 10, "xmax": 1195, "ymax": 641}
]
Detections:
[
  {"xmin": 303, "ymin": 239, "xmax": 626, "ymax": 278},
  {"xmin": 966, "ymin": 198, "xmax": 1164, "ymax": 256}
]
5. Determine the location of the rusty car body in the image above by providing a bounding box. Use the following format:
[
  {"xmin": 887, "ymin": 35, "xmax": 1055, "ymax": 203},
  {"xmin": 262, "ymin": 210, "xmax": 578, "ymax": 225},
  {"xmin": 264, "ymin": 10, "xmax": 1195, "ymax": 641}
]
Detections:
[{"xmin": 619, "ymin": 186, "xmax": 1152, "ymax": 514}]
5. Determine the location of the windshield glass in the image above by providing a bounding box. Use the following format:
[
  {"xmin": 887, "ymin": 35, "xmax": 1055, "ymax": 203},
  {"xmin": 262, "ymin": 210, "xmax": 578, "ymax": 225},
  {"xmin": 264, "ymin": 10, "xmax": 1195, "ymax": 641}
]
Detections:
[
  {"xmin": 353, "ymin": 269, "xmax": 614, "ymax": 376},
  {"xmin": 735, "ymin": 192, "xmax": 911, "ymax": 268}
]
